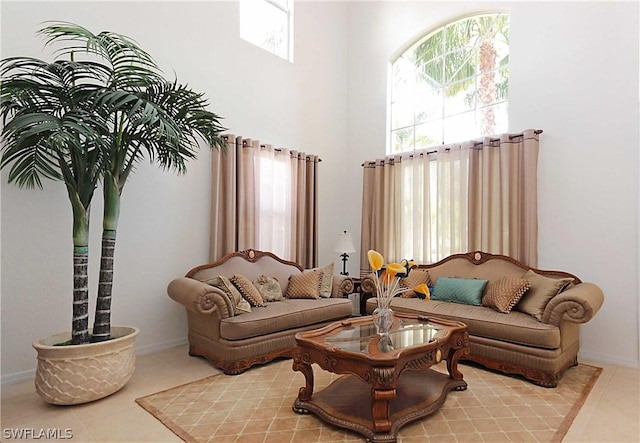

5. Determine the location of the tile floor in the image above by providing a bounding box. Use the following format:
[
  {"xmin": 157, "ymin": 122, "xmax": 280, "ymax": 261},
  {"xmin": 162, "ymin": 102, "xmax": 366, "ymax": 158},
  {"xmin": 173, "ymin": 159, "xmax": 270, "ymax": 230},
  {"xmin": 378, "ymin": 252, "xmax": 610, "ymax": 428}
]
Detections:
[{"xmin": 2, "ymin": 345, "xmax": 639, "ymax": 442}]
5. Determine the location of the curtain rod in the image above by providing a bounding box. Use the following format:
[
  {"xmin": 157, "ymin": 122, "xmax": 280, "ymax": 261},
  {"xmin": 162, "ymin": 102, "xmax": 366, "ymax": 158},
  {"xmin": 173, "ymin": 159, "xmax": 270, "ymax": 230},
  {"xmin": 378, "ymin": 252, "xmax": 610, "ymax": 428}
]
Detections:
[
  {"xmin": 255, "ymin": 145, "xmax": 322, "ymax": 162},
  {"xmin": 361, "ymin": 129, "xmax": 543, "ymax": 166},
  {"xmin": 221, "ymin": 135, "xmax": 322, "ymax": 162}
]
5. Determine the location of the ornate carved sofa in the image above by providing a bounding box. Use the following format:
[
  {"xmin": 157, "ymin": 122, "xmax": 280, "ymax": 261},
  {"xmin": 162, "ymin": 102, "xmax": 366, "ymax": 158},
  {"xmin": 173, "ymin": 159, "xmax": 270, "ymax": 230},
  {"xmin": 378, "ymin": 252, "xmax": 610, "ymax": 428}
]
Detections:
[
  {"xmin": 361, "ymin": 251, "xmax": 604, "ymax": 387},
  {"xmin": 168, "ymin": 249, "xmax": 354, "ymax": 374}
]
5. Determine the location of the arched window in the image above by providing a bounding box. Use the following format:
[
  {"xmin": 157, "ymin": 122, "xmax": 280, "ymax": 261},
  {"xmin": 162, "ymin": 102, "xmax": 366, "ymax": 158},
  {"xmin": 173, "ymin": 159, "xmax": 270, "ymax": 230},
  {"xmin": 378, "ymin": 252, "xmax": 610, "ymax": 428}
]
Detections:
[{"xmin": 389, "ymin": 13, "xmax": 509, "ymax": 154}]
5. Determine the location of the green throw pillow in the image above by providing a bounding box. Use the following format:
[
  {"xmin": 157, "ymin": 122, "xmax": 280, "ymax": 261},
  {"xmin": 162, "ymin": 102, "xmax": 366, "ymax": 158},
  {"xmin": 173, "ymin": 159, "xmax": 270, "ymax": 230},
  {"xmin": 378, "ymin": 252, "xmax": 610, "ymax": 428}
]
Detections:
[{"xmin": 432, "ymin": 277, "xmax": 488, "ymax": 306}]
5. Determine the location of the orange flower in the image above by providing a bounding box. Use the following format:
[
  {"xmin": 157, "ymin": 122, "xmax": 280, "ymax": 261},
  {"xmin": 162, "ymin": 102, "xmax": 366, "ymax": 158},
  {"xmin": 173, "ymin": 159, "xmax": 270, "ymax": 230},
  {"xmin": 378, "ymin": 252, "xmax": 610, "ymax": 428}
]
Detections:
[
  {"xmin": 380, "ymin": 269, "xmax": 393, "ymax": 284},
  {"xmin": 414, "ymin": 283, "xmax": 430, "ymax": 300},
  {"xmin": 386, "ymin": 262, "xmax": 405, "ymax": 277}
]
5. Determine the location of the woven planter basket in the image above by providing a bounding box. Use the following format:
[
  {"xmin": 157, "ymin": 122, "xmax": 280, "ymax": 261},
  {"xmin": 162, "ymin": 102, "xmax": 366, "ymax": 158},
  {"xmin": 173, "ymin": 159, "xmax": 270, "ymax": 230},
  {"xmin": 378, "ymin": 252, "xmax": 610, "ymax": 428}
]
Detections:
[{"xmin": 33, "ymin": 326, "xmax": 139, "ymax": 405}]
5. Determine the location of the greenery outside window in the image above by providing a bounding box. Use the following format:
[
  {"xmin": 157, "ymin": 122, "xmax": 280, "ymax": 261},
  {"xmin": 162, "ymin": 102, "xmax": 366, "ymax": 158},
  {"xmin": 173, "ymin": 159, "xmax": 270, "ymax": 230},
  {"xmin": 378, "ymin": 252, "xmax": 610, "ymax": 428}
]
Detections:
[
  {"xmin": 389, "ymin": 13, "xmax": 509, "ymax": 154},
  {"xmin": 240, "ymin": 0, "xmax": 293, "ymax": 62}
]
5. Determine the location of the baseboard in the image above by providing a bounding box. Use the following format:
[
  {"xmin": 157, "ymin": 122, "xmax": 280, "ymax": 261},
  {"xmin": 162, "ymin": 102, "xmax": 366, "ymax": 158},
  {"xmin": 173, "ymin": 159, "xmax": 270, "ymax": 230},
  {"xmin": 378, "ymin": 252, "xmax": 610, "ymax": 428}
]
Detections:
[
  {"xmin": 578, "ymin": 350, "xmax": 640, "ymax": 369},
  {"xmin": 1, "ymin": 337, "xmax": 189, "ymax": 386},
  {"xmin": 135, "ymin": 337, "xmax": 188, "ymax": 356},
  {"xmin": 1, "ymin": 368, "xmax": 36, "ymax": 385}
]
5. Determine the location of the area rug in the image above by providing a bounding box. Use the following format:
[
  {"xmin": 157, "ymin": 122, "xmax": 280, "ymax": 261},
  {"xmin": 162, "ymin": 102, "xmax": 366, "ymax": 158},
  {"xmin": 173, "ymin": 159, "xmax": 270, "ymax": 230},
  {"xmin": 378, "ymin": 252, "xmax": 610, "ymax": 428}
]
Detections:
[{"xmin": 136, "ymin": 359, "xmax": 601, "ymax": 443}]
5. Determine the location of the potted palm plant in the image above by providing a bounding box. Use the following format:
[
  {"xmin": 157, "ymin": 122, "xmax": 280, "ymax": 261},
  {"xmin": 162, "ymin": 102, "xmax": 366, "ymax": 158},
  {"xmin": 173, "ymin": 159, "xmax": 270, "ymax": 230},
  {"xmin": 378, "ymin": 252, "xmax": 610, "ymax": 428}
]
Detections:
[{"xmin": 0, "ymin": 22, "xmax": 225, "ymax": 404}]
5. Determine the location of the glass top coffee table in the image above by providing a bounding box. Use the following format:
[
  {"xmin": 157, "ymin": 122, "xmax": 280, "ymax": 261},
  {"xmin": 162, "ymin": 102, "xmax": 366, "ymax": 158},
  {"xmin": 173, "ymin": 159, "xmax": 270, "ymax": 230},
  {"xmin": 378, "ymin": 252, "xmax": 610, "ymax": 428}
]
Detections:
[{"xmin": 292, "ymin": 313, "xmax": 469, "ymax": 442}]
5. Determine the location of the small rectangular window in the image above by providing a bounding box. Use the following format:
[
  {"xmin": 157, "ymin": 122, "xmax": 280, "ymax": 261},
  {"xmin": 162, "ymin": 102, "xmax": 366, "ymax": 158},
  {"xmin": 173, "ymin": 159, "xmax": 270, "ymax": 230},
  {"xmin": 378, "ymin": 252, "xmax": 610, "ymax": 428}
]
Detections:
[{"xmin": 240, "ymin": 0, "xmax": 293, "ymax": 62}]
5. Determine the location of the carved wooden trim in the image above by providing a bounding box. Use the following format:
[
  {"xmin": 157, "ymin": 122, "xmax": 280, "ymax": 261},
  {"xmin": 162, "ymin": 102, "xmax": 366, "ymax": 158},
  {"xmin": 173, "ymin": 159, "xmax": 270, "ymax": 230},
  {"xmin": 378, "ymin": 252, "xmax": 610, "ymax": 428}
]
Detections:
[
  {"xmin": 189, "ymin": 344, "xmax": 293, "ymax": 375},
  {"xmin": 417, "ymin": 250, "xmax": 582, "ymax": 284},
  {"xmin": 186, "ymin": 249, "xmax": 304, "ymax": 278},
  {"xmin": 461, "ymin": 353, "xmax": 578, "ymax": 388}
]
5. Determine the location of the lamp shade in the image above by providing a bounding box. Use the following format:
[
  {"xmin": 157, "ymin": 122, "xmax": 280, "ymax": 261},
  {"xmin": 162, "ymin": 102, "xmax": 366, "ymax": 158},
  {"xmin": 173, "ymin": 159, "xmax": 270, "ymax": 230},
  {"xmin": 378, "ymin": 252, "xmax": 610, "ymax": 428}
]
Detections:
[{"xmin": 334, "ymin": 231, "xmax": 356, "ymax": 254}]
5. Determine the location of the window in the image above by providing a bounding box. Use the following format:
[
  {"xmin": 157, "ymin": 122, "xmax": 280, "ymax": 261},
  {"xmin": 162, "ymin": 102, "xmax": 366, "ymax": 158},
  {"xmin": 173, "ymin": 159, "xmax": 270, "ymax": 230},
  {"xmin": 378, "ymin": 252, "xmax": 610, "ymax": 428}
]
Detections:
[
  {"xmin": 389, "ymin": 13, "xmax": 509, "ymax": 154},
  {"xmin": 240, "ymin": 0, "xmax": 293, "ymax": 62},
  {"xmin": 256, "ymin": 153, "xmax": 292, "ymax": 258}
]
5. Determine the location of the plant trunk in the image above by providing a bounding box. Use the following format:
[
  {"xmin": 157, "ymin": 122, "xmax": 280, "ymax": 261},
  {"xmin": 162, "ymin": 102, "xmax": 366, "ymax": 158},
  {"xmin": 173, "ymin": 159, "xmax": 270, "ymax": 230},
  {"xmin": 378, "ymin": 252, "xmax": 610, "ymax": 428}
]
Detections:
[
  {"xmin": 92, "ymin": 173, "xmax": 120, "ymax": 342},
  {"xmin": 479, "ymin": 39, "xmax": 497, "ymax": 135},
  {"xmin": 68, "ymin": 188, "xmax": 90, "ymax": 345},
  {"xmin": 92, "ymin": 233, "xmax": 116, "ymax": 341},
  {"xmin": 72, "ymin": 248, "xmax": 90, "ymax": 344}
]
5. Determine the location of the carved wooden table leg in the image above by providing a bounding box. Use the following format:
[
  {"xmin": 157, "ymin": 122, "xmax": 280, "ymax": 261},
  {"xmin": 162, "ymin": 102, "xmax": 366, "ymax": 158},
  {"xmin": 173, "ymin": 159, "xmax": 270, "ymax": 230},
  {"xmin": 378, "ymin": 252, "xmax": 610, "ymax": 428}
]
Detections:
[
  {"xmin": 371, "ymin": 366, "xmax": 397, "ymax": 432},
  {"xmin": 292, "ymin": 347, "xmax": 315, "ymax": 413},
  {"xmin": 371, "ymin": 388, "xmax": 395, "ymax": 432},
  {"xmin": 446, "ymin": 331, "xmax": 470, "ymax": 391}
]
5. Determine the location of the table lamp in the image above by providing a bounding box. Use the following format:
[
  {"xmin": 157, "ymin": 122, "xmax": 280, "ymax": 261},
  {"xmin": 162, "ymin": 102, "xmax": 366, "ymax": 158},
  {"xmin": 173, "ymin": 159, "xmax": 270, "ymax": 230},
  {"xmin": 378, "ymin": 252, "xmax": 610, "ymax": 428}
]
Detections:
[{"xmin": 334, "ymin": 230, "xmax": 356, "ymax": 275}]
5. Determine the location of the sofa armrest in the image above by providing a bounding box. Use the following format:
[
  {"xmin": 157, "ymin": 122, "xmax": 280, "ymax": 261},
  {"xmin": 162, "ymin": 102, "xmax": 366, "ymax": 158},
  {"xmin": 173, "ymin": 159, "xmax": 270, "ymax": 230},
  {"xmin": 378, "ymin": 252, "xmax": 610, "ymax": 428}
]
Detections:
[
  {"xmin": 331, "ymin": 275, "xmax": 354, "ymax": 298},
  {"xmin": 542, "ymin": 282, "xmax": 604, "ymax": 326},
  {"xmin": 167, "ymin": 277, "xmax": 232, "ymax": 318},
  {"xmin": 360, "ymin": 273, "xmax": 377, "ymax": 295}
]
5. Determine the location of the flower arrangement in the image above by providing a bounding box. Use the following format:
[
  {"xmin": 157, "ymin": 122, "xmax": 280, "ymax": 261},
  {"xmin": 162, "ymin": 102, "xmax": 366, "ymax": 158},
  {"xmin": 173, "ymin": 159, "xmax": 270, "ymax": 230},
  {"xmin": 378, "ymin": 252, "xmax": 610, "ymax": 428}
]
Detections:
[{"xmin": 367, "ymin": 250, "xmax": 430, "ymax": 311}]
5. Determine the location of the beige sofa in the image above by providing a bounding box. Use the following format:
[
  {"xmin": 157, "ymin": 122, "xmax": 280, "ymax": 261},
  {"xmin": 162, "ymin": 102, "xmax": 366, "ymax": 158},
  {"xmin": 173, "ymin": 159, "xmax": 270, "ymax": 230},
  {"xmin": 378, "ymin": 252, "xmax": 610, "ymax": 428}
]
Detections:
[
  {"xmin": 168, "ymin": 249, "xmax": 354, "ymax": 374},
  {"xmin": 362, "ymin": 251, "xmax": 604, "ymax": 387}
]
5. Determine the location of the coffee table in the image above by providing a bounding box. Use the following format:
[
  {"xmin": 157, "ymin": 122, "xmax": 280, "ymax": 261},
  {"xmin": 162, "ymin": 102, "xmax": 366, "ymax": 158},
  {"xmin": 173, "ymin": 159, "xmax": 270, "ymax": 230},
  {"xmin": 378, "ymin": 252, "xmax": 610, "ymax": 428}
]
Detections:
[{"xmin": 292, "ymin": 313, "xmax": 469, "ymax": 442}]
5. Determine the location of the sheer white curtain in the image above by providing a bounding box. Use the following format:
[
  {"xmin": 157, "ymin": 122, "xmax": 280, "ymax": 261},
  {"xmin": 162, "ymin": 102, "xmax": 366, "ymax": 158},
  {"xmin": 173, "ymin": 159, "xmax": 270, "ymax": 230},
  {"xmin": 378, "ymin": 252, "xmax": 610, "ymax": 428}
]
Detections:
[
  {"xmin": 399, "ymin": 143, "xmax": 471, "ymax": 264},
  {"xmin": 255, "ymin": 144, "xmax": 292, "ymax": 259}
]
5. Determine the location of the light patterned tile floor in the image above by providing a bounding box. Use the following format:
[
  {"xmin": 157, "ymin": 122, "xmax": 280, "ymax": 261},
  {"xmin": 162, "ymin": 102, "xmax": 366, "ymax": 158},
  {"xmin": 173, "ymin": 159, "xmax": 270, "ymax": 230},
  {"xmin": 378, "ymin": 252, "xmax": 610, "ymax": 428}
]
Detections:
[{"xmin": 2, "ymin": 344, "xmax": 639, "ymax": 442}]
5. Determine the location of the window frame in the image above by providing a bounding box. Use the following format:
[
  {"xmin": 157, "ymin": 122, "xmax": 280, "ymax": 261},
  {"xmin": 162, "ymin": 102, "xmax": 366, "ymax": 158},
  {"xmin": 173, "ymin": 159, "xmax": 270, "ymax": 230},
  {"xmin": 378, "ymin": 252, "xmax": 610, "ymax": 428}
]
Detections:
[
  {"xmin": 387, "ymin": 12, "xmax": 510, "ymax": 154},
  {"xmin": 240, "ymin": 0, "xmax": 294, "ymax": 62}
]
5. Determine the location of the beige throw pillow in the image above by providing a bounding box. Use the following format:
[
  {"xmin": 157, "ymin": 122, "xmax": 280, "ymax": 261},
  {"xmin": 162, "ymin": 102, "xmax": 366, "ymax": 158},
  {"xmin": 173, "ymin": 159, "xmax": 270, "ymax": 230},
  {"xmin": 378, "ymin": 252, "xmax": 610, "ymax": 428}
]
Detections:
[
  {"xmin": 285, "ymin": 271, "xmax": 321, "ymax": 299},
  {"xmin": 254, "ymin": 275, "xmax": 284, "ymax": 302},
  {"xmin": 230, "ymin": 274, "xmax": 266, "ymax": 307},
  {"xmin": 204, "ymin": 276, "xmax": 252, "ymax": 315},
  {"xmin": 514, "ymin": 270, "xmax": 574, "ymax": 321},
  {"xmin": 305, "ymin": 263, "xmax": 334, "ymax": 298},
  {"xmin": 399, "ymin": 269, "xmax": 432, "ymax": 298},
  {"xmin": 482, "ymin": 276, "xmax": 531, "ymax": 314}
]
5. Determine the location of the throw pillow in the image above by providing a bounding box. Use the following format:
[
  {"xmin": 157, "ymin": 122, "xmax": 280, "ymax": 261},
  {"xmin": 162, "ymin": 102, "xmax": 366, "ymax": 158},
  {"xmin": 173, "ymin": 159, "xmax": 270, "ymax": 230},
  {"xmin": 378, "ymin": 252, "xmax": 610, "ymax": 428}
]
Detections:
[
  {"xmin": 432, "ymin": 277, "xmax": 488, "ymax": 306},
  {"xmin": 204, "ymin": 276, "xmax": 252, "ymax": 315},
  {"xmin": 254, "ymin": 275, "xmax": 284, "ymax": 302},
  {"xmin": 515, "ymin": 270, "xmax": 574, "ymax": 321},
  {"xmin": 482, "ymin": 276, "xmax": 531, "ymax": 314},
  {"xmin": 230, "ymin": 274, "xmax": 266, "ymax": 307},
  {"xmin": 313, "ymin": 262, "xmax": 335, "ymax": 298},
  {"xmin": 399, "ymin": 269, "xmax": 432, "ymax": 298},
  {"xmin": 285, "ymin": 271, "xmax": 322, "ymax": 299}
]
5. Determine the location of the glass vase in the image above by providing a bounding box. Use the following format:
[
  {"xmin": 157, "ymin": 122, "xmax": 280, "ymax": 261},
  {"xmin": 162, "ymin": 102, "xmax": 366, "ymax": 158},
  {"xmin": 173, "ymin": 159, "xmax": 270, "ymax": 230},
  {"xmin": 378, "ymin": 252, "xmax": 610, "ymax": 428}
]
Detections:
[{"xmin": 373, "ymin": 306, "xmax": 394, "ymax": 336}]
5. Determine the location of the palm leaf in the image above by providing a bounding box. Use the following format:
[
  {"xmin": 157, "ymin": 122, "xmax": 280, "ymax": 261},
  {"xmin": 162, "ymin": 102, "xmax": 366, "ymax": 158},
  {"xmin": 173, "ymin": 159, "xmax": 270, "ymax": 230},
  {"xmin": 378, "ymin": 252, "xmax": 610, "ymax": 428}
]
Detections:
[
  {"xmin": 38, "ymin": 21, "xmax": 163, "ymax": 88},
  {"xmin": 2, "ymin": 21, "xmax": 226, "ymax": 343}
]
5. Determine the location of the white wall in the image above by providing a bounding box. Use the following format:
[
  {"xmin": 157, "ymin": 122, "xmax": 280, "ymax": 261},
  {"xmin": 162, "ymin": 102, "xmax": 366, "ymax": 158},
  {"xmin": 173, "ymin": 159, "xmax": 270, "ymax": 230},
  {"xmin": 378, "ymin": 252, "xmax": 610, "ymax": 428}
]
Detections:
[
  {"xmin": 347, "ymin": 1, "xmax": 640, "ymax": 367},
  {"xmin": 0, "ymin": 1, "xmax": 350, "ymax": 380},
  {"xmin": 2, "ymin": 0, "xmax": 638, "ymax": 382}
]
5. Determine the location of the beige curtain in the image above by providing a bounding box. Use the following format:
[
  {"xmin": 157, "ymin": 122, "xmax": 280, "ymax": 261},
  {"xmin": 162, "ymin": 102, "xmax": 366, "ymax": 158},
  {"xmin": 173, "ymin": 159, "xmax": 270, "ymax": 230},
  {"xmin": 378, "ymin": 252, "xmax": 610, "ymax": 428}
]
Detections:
[
  {"xmin": 210, "ymin": 136, "xmax": 258, "ymax": 260},
  {"xmin": 360, "ymin": 156, "xmax": 403, "ymax": 276},
  {"xmin": 360, "ymin": 129, "xmax": 540, "ymax": 273},
  {"xmin": 468, "ymin": 129, "xmax": 540, "ymax": 265},
  {"xmin": 210, "ymin": 134, "xmax": 319, "ymax": 267},
  {"xmin": 290, "ymin": 150, "xmax": 320, "ymax": 268}
]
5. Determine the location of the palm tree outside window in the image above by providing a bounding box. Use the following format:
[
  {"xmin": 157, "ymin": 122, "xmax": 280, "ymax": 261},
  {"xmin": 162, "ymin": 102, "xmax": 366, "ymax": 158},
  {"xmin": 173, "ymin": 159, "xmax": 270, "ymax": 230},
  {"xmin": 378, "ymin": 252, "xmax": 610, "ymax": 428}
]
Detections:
[{"xmin": 389, "ymin": 13, "xmax": 509, "ymax": 154}]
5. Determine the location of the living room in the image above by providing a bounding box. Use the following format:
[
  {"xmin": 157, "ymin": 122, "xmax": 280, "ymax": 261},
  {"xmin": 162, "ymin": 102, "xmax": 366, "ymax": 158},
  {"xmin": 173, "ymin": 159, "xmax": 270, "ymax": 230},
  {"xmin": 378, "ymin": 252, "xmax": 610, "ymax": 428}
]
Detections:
[{"xmin": 1, "ymin": 1, "xmax": 638, "ymax": 442}]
